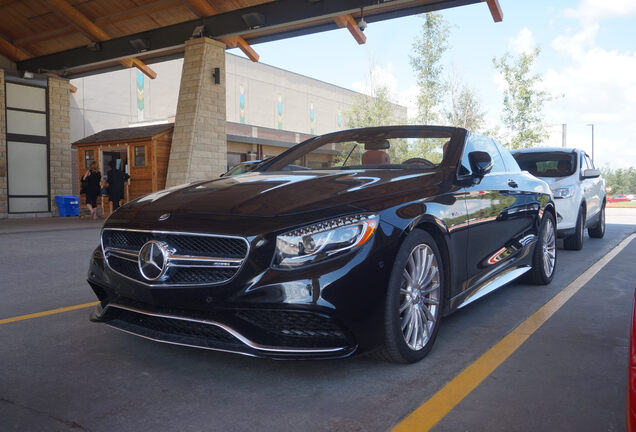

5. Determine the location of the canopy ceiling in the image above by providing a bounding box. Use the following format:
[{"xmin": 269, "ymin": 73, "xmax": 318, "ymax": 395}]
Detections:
[{"xmin": 0, "ymin": 0, "xmax": 502, "ymax": 79}]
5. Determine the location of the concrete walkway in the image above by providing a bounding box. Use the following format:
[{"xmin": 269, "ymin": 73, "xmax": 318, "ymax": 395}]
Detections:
[{"xmin": 0, "ymin": 216, "xmax": 104, "ymax": 235}]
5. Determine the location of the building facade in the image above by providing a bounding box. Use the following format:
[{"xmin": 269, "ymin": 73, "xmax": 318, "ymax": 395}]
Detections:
[{"xmin": 1, "ymin": 53, "xmax": 405, "ymax": 218}]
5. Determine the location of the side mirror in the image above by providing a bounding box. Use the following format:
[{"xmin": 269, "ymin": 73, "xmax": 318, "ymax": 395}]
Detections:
[
  {"xmin": 582, "ymin": 168, "xmax": 600, "ymax": 179},
  {"xmin": 468, "ymin": 151, "xmax": 493, "ymax": 178}
]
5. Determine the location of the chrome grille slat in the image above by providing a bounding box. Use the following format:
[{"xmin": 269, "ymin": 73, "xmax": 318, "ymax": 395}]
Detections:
[{"xmin": 101, "ymin": 228, "xmax": 249, "ymax": 286}]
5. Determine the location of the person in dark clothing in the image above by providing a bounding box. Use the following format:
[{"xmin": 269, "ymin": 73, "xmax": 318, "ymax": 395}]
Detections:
[
  {"xmin": 106, "ymin": 160, "xmax": 130, "ymax": 211},
  {"xmin": 82, "ymin": 161, "xmax": 101, "ymax": 219}
]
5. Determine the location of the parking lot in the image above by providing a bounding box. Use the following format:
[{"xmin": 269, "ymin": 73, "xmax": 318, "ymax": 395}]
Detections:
[{"xmin": 1, "ymin": 208, "xmax": 635, "ymax": 432}]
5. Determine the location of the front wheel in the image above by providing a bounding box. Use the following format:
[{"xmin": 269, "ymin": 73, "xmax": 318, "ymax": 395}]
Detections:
[
  {"xmin": 527, "ymin": 212, "xmax": 557, "ymax": 285},
  {"xmin": 588, "ymin": 203, "xmax": 605, "ymax": 238},
  {"xmin": 379, "ymin": 230, "xmax": 444, "ymax": 363}
]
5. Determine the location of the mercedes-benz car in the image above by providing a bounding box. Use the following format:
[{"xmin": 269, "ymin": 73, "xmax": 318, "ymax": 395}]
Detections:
[{"xmin": 87, "ymin": 126, "xmax": 556, "ymax": 363}]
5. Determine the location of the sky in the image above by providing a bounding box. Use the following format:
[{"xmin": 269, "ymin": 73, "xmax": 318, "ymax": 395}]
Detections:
[{"xmin": 226, "ymin": 0, "xmax": 636, "ymax": 170}]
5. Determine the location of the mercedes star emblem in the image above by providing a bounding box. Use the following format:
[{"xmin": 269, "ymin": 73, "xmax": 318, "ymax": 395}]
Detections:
[{"xmin": 138, "ymin": 240, "xmax": 169, "ymax": 281}]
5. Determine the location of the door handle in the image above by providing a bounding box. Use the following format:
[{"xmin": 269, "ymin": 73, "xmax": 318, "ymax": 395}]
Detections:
[{"xmin": 507, "ymin": 179, "xmax": 519, "ymax": 188}]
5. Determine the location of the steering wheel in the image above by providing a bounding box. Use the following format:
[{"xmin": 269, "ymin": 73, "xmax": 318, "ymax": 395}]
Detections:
[{"xmin": 402, "ymin": 157, "xmax": 432, "ymax": 166}]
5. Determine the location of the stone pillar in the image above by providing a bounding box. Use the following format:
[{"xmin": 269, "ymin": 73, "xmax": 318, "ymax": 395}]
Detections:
[
  {"xmin": 48, "ymin": 76, "xmax": 72, "ymax": 215},
  {"xmin": 0, "ymin": 70, "xmax": 6, "ymax": 218},
  {"xmin": 166, "ymin": 37, "xmax": 227, "ymax": 187}
]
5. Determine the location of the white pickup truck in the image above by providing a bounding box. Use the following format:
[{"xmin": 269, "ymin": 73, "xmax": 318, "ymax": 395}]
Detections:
[{"xmin": 512, "ymin": 147, "xmax": 606, "ymax": 250}]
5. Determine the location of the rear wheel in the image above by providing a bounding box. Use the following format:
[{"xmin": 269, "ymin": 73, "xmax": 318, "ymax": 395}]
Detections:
[
  {"xmin": 379, "ymin": 230, "xmax": 443, "ymax": 363},
  {"xmin": 588, "ymin": 203, "xmax": 605, "ymax": 238},
  {"xmin": 527, "ymin": 212, "xmax": 557, "ymax": 285},
  {"xmin": 564, "ymin": 207, "xmax": 585, "ymax": 250}
]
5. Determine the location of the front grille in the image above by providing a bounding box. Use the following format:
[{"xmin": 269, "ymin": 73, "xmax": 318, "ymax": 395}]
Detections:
[
  {"xmin": 106, "ymin": 307, "xmax": 244, "ymax": 350},
  {"xmin": 102, "ymin": 229, "xmax": 248, "ymax": 286},
  {"xmin": 103, "ymin": 230, "xmax": 248, "ymax": 258},
  {"xmin": 236, "ymin": 310, "xmax": 349, "ymax": 347}
]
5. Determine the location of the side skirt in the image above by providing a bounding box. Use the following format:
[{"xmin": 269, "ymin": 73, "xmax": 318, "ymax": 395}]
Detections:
[{"xmin": 456, "ymin": 266, "xmax": 531, "ymax": 309}]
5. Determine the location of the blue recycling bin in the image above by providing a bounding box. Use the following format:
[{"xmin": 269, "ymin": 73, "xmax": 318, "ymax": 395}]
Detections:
[{"xmin": 55, "ymin": 195, "xmax": 79, "ymax": 217}]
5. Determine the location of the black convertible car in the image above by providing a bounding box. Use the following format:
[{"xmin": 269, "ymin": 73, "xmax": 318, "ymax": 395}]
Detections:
[{"xmin": 88, "ymin": 126, "xmax": 556, "ymax": 363}]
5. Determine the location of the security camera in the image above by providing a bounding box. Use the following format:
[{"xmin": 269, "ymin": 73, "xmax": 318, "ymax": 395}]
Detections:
[{"xmin": 358, "ymin": 18, "xmax": 367, "ymax": 32}]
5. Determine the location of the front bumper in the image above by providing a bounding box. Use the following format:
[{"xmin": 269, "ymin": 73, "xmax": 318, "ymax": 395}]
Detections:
[
  {"xmin": 90, "ymin": 299, "xmax": 356, "ymax": 359},
  {"xmin": 87, "ymin": 221, "xmax": 401, "ymax": 359}
]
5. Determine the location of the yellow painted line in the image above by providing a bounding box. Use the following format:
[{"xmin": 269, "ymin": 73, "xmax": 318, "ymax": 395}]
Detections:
[
  {"xmin": 0, "ymin": 301, "xmax": 99, "ymax": 325},
  {"xmin": 394, "ymin": 233, "xmax": 636, "ymax": 432}
]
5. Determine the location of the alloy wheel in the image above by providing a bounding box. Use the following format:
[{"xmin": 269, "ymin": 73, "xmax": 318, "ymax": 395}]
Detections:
[
  {"xmin": 399, "ymin": 244, "xmax": 441, "ymax": 351},
  {"xmin": 542, "ymin": 217, "xmax": 556, "ymax": 277}
]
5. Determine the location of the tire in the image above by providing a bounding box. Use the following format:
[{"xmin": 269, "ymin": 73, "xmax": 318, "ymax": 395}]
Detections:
[
  {"xmin": 527, "ymin": 212, "xmax": 557, "ymax": 285},
  {"xmin": 588, "ymin": 202, "xmax": 605, "ymax": 238},
  {"xmin": 379, "ymin": 229, "xmax": 444, "ymax": 363},
  {"xmin": 564, "ymin": 207, "xmax": 585, "ymax": 250}
]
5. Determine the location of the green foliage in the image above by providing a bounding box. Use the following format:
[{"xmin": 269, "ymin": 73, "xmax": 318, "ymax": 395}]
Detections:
[
  {"xmin": 445, "ymin": 76, "xmax": 486, "ymax": 131},
  {"xmin": 410, "ymin": 13, "xmax": 450, "ymax": 124},
  {"xmin": 344, "ymin": 85, "xmax": 405, "ymax": 128},
  {"xmin": 601, "ymin": 166, "xmax": 636, "ymax": 194},
  {"xmin": 493, "ymin": 48, "xmax": 550, "ymax": 149}
]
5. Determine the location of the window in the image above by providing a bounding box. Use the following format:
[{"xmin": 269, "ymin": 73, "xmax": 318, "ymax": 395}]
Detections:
[
  {"xmin": 513, "ymin": 152, "xmax": 576, "ymax": 178},
  {"xmin": 134, "ymin": 146, "xmax": 146, "ymax": 167},
  {"xmin": 84, "ymin": 150, "xmax": 94, "ymax": 169},
  {"xmin": 461, "ymin": 133, "xmax": 505, "ymax": 175},
  {"xmin": 5, "ymin": 81, "xmax": 49, "ymax": 213},
  {"xmin": 584, "ymin": 154, "xmax": 594, "ymax": 170},
  {"xmin": 496, "ymin": 141, "xmax": 521, "ymax": 172}
]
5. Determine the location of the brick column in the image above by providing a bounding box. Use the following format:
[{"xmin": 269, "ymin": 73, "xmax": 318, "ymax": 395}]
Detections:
[
  {"xmin": 166, "ymin": 37, "xmax": 227, "ymax": 187},
  {"xmin": 48, "ymin": 76, "xmax": 72, "ymax": 215},
  {"xmin": 0, "ymin": 70, "xmax": 6, "ymax": 218}
]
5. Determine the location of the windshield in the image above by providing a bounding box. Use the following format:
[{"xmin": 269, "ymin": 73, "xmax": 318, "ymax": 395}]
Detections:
[
  {"xmin": 513, "ymin": 152, "xmax": 576, "ymax": 178},
  {"xmin": 222, "ymin": 161, "xmax": 259, "ymax": 177},
  {"xmin": 262, "ymin": 127, "xmax": 454, "ymax": 172}
]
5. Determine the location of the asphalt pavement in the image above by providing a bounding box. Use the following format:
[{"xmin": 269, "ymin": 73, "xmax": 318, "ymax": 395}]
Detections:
[{"xmin": 0, "ymin": 209, "xmax": 635, "ymax": 431}]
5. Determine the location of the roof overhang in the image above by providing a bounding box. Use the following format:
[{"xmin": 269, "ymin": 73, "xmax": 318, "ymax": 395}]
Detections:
[{"xmin": 10, "ymin": 0, "xmax": 502, "ymax": 79}]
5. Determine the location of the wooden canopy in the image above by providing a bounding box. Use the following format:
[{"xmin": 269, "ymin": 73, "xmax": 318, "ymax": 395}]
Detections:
[{"xmin": 0, "ymin": 0, "xmax": 503, "ymax": 79}]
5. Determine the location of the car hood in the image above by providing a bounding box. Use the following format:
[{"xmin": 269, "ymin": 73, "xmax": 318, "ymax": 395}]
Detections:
[
  {"xmin": 529, "ymin": 174, "xmax": 575, "ymax": 188},
  {"xmin": 111, "ymin": 169, "xmax": 441, "ymax": 223}
]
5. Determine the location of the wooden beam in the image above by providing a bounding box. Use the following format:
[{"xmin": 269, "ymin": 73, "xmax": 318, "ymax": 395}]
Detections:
[
  {"xmin": 182, "ymin": 0, "xmax": 260, "ymax": 62},
  {"xmin": 483, "ymin": 0, "xmax": 503, "ymax": 22},
  {"xmin": 42, "ymin": 0, "xmax": 157, "ymax": 78},
  {"xmin": 333, "ymin": 14, "xmax": 366, "ymax": 45},
  {"xmin": 221, "ymin": 36, "xmax": 259, "ymax": 62},
  {"xmin": 182, "ymin": 0, "xmax": 217, "ymax": 16},
  {"xmin": 43, "ymin": 0, "xmax": 110, "ymax": 42},
  {"xmin": 46, "ymin": 73, "xmax": 78, "ymax": 93},
  {"xmin": 0, "ymin": 36, "xmax": 31, "ymax": 61},
  {"xmin": 120, "ymin": 58, "xmax": 158, "ymax": 79}
]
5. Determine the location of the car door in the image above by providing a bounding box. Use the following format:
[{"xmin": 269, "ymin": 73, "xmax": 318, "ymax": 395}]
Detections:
[
  {"xmin": 581, "ymin": 152, "xmax": 601, "ymax": 221},
  {"xmin": 458, "ymin": 133, "xmax": 520, "ymax": 296}
]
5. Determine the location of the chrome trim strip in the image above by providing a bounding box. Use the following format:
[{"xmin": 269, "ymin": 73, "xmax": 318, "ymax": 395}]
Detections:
[
  {"xmin": 100, "ymin": 228, "xmax": 250, "ymax": 287},
  {"xmin": 458, "ymin": 266, "xmax": 531, "ymax": 309},
  {"xmin": 106, "ymin": 325, "xmax": 259, "ymax": 359},
  {"xmin": 105, "ymin": 247, "xmax": 139, "ymax": 262},
  {"xmin": 103, "ymin": 303, "xmax": 348, "ymax": 354}
]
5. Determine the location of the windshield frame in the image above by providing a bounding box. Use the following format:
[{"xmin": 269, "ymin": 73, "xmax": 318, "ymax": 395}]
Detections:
[{"xmin": 258, "ymin": 125, "xmax": 463, "ymax": 172}]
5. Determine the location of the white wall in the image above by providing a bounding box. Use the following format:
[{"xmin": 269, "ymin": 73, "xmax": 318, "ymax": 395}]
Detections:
[{"xmin": 70, "ymin": 53, "xmax": 406, "ymax": 142}]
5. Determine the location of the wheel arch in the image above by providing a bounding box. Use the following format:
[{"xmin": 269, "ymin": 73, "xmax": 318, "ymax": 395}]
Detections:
[{"xmin": 412, "ymin": 220, "xmax": 453, "ymax": 315}]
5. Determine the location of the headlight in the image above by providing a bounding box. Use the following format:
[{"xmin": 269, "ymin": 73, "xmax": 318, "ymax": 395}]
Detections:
[
  {"xmin": 272, "ymin": 214, "xmax": 379, "ymax": 269},
  {"xmin": 551, "ymin": 185, "xmax": 575, "ymax": 199}
]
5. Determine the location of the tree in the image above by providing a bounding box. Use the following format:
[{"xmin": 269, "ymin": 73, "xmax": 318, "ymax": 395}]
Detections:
[
  {"xmin": 601, "ymin": 166, "xmax": 636, "ymax": 194},
  {"xmin": 410, "ymin": 12, "xmax": 450, "ymax": 124},
  {"xmin": 493, "ymin": 48, "xmax": 550, "ymax": 149},
  {"xmin": 445, "ymin": 70, "xmax": 486, "ymax": 131},
  {"xmin": 344, "ymin": 85, "xmax": 404, "ymax": 128}
]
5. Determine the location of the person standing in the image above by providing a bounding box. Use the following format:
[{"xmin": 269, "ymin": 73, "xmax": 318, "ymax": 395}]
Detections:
[
  {"xmin": 106, "ymin": 160, "xmax": 130, "ymax": 211},
  {"xmin": 82, "ymin": 161, "xmax": 101, "ymax": 220}
]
